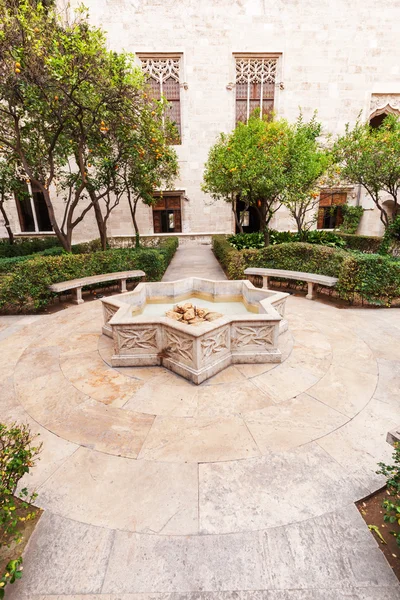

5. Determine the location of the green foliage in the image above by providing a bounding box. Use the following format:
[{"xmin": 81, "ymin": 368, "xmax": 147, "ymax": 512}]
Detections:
[
  {"xmin": 0, "ymin": 237, "xmax": 60, "ymax": 258},
  {"xmin": 213, "ymin": 235, "xmax": 400, "ymax": 305},
  {"xmin": 0, "ymin": 0, "xmax": 178, "ymax": 251},
  {"xmin": 203, "ymin": 113, "xmax": 329, "ymax": 241},
  {"xmin": 338, "ymin": 204, "xmax": 364, "ymax": 234},
  {"xmin": 376, "ymin": 443, "xmax": 400, "ymax": 548},
  {"xmin": 0, "ymin": 422, "xmax": 42, "ymax": 597},
  {"xmin": 337, "ymin": 252, "xmax": 400, "ymax": 305},
  {"xmin": 281, "ymin": 114, "xmax": 330, "ymax": 235},
  {"xmin": 335, "ymin": 232, "xmax": 383, "ymax": 254},
  {"xmin": 0, "ymin": 238, "xmax": 178, "ymax": 312},
  {"xmin": 335, "ymin": 114, "xmax": 400, "ymax": 229},
  {"xmin": 379, "ymin": 215, "xmax": 400, "ymax": 255},
  {"xmin": 0, "ymin": 239, "xmax": 103, "ymax": 273},
  {"xmin": 227, "ymin": 230, "xmax": 346, "ymax": 250}
]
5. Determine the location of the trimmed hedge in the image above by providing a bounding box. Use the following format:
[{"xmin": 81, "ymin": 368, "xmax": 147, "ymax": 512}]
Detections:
[
  {"xmin": 212, "ymin": 235, "xmax": 400, "ymax": 306},
  {"xmin": 0, "ymin": 237, "xmax": 178, "ymax": 312},
  {"xmin": 0, "ymin": 239, "xmax": 103, "ymax": 274},
  {"xmin": 335, "ymin": 232, "xmax": 383, "ymax": 254},
  {"xmin": 0, "ymin": 237, "xmax": 60, "ymax": 258},
  {"xmin": 226, "ymin": 230, "xmax": 400, "ymax": 256}
]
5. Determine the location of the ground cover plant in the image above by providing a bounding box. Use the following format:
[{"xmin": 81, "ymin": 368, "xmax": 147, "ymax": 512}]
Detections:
[{"xmin": 0, "ymin": 423, "xmax": 42, "ymax": 598}]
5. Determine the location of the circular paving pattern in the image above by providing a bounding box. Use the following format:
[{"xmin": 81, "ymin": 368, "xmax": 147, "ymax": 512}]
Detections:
[{"xmin": 2, "ymin": 295, "xmax": 398, "ymax": 538}]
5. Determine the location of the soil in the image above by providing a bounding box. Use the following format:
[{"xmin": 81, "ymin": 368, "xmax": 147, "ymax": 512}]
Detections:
[
  {"xmin": 357, "ymin": 487, "xmax": 400, "ymax": 582},
  {"xmin": 0, "ymin": 498, "xmax": 42, "ymax": 575}
]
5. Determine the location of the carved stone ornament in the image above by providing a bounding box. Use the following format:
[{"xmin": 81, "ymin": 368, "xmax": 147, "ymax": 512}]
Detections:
[
  {"xmin": 370, "ymin": 94, "xmax": 400, "ymax": 118},
  {"xmin": 232, "ymin": 324, "xmax": 274, "ymax": 348},
  {"xmin": 141, "ymin": 57, "xmax": 180, "ymax": 84},
  {"xmin": 103, "ymin": 303, "xmax": 118, "ymax": 324},
  {"xmin": 271, "ymin": 299, "xmax": 286, "ymax": 317},
  {"xmin": 164, "ymin": 329, "xmax": 194, "ymax": 363},
  {"xmin": 235, "ymin": 58, "xmax": 277, "ymax": 85},
  {"xmin": 115, "ymin": 327, "xmax": 158, "ymax": 352},
  {"xmin": 201, "ymin": 328, "xmax": 229, "ymax": 360}
]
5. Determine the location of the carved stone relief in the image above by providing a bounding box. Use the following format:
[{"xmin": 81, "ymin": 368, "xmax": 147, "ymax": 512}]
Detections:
[
  {"xmin": 164, "ymin": 329, "xmax": 194, "ymax": 363},
  {"xmin": 115, "ymin": 327, "xmax": 158, "ymax": 353},
  {"xmin": 231, "ymin": 324, "xmax": 275, "ymax": 348},
  {"xmin": 201, "ymin": 327, "xmax": 229, "ymax": 360}
]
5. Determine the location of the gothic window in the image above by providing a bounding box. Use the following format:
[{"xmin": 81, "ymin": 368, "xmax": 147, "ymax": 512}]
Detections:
[
  {"xmin": 15, "ymin": 182, "xmax": 53, "ymax": 233},
  {"xmin": 140, "ymin": 56, "xmax": 182, "ymax": 144},
  {"xmin": 152, "ymin": 194, "xmax": 182, "ymax": 234},
  {"xmin": 317, "ymin": 191, "xmax": 347, "ymax": 229},
  {"xmin": 235, "ymin": 57, "xmax": 277, "ymax": 125}
]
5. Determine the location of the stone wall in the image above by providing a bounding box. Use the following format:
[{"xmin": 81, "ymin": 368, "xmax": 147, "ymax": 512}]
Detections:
[{"xmin": 1, "ymin": 0, "xmax": 400, "ymax": 242}]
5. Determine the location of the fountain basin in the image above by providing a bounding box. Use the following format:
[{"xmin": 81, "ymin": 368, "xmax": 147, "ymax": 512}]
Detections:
[{"xmin": 101, "ymin": 278, "xmax": 288, "ymax": 384}]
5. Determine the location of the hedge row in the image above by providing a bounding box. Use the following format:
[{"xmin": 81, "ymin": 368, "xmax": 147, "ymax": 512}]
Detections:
[
  {"xmin": 0, "ymin": 237, "xmax": 178, "ymax": 312},
  {"xmin": 212, "ymin": 235, "xmax": 400, "ymax": 306},
  {"xmin": 0, "ymin": 239, "xmax": 103, "ymax": 274},
  {"xmin": 227, "ymin": 229, "xmax": 400, "ymax": 256},
  {"xmin": 0, "ymin": 237, "xmax": 61, "ymax": 258}
]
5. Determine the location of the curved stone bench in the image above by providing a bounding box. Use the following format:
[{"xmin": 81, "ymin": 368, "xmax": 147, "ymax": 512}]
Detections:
[
  {"xmin": 244, "ymin": 267, "xmax": 338, "ymax": 300},
  {"xmin": 49, "ymin": 270, "xmax": 145, "ymax": 304}
]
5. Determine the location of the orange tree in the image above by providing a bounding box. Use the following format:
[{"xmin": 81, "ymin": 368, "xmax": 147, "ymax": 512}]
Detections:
[
  {"xmin": 203, "ymin": 114, "xmax": 327, "ymax": 245},
  {"xmin": 0, "ymin": 1, "xmax": 177, "ymax": 251},
  {"xmin": 281, "ymin": 114, "xmax": 330, "ymax": 238},
  {"xmin": 335, "ymin": 114, "xmax": 400, "ymax": 230},
  {"xmin": 77, "ymin": 89, "xmax": 179, "ymax": 249}
]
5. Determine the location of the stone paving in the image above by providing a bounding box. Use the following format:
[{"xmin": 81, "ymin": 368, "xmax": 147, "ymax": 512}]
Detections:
[{"xmin": 1, "ymin": 246, "xmax": 400, "ymax": 598}]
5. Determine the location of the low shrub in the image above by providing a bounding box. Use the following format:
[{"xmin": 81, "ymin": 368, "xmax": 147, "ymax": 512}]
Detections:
[
  {"xmin": 0, "ymin": 239, "xmax": 103, "ymax": 274},
  {"xmin": 212, "ymin": 235, "xmax": 400, "ymax": 305},
  {"xmin": 0, "ymin": 237, "xmax": 178, "ymax": 312},
  {"xmin": 0, "ymin": 237, "xmax": 60, "ymax": 258},
  {"xmin": 336, "ymin": 232, "xmax": 383, "ymax": 254},
  {"xmin": 228, "ymin": 230, "xmax": 347, "ymax": 250},
  {"xmin": 376, "ymin": 443, "xmax": 400, "ymax": 548},
  {"xmin": 337, "ymin": 252, "xmax": 400, "ymax": 305},
  {"xmin": 0, "ymin": 422, "xmax": 42, "ymax": 598}
]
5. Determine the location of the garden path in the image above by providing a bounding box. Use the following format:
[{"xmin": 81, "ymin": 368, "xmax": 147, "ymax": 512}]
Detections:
[
  {"xmin": 162, "ymin": 243, "xmax": 227, "ymax": 281},
  {"xmin": 1, "ymin": 254, "xmax": 400, "ymax": 599}
]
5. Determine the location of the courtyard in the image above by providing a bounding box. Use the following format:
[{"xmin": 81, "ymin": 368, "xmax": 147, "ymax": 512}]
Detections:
[{"xmin": 1, "ymin": 246, "xmax": 400, "ymax": 598}]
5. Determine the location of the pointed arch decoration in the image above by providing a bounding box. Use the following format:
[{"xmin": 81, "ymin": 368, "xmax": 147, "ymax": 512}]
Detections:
[{"xmin": 369, "ymin": 94, "xmax": 400, "ymax": 120}]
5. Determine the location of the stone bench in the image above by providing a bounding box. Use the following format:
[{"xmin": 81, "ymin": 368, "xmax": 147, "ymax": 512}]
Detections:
[
  {"xmin": 49, "ymin": 270, "xmax": 145, "ymax": 305},
  {"xmin": 244, "ymin": 268, "xmax": 338, "ymax": 300}
]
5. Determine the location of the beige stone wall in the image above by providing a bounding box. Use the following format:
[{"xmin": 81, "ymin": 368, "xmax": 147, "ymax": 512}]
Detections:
[{"xmin": 1, "ymin": 0, "xmax": 400, "ymax": 242}]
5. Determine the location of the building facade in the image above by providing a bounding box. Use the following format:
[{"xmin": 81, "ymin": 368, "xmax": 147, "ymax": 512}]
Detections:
[{"xmin": 2, "ymin": 0, "xmax": 400, "ymax": 242}]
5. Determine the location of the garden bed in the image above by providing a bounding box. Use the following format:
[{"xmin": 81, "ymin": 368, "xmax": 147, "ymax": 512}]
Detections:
[
  {"xmin": 212, "ymin": 235, "xmax": 400, "ymax": 307},
  {"xmin": 0, "ymin": 237, "xmax": 178, "ymax": 313},
  {"xmin": 0, "ymin": 498, "xmax": 42, "ymax": 577},
  {"xmin": 357, "ymin": 488, "xmax": 400, "ymax": 582}
]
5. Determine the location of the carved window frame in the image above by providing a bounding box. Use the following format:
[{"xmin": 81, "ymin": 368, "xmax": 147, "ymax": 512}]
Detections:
[
  {"xmin": 233, "ymin": 53, "xmax": 280, "ymax": 125},
  {"xmin": 138, "ymin": 53, "xmax": 183, "ymax": 144}
]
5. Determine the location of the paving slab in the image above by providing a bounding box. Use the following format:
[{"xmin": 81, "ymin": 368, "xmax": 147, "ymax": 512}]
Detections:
[
  {"xmin": 162, "ymin": 246, "xmax": 227, "ymax": 282},
  {"xmin": 36, "ymin": 447, "xmax": 199, "ymax": 534},
  {"xmin": 244, "ymin": 392, "xmax": 348, "ymax": 453},
  {"xmin": 137, "ymin": 414, "xmax": 261, "ymax": 462},
  {"xmin": 199, "ymin": 443, "xmax": 369, "ymax": 534},
  {"xmin": 261, "ymin": 505, "xmax": 398, "ymax": 590},
  {"xmin": 7, "ymin": 511, "xmax": 114, "ymax": 598}
]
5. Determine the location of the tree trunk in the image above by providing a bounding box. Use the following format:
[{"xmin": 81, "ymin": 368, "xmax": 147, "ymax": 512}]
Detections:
[
  {"xmin": 39, "ymin": 186, "xmax": 72, "ymax": 251},
  {"xmin": 0, "ymin": 200, "xmax": 14, "ymax": 244},
  {"xmin": 232, "ymin": 203, "xmax": 243, "ymax": 233},
  {"xmin": 127, "ymin": 190, "xmax": 141, "ymax": 248},
  {"xmin": 91, "ymin": 194, "xmax": 107, "ymax": 250},
  {"xmin": 255, "ymin": 200, "xmax": 270, "ymax": 246}
]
